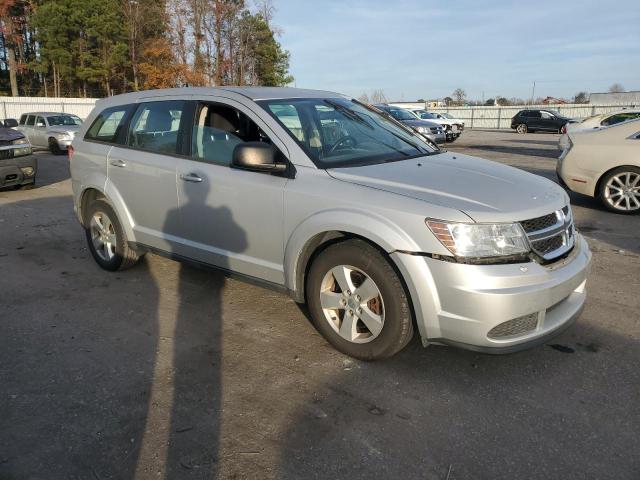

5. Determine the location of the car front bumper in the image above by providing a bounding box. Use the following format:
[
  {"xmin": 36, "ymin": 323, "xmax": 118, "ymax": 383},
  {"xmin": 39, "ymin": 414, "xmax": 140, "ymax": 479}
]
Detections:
[
  {"xmin": 0, "ymin": 153, "xmax": 38, "ymax": 188},
  {"xmin": 391, "ymin": 234, "xmax": 591, "ymax": 353}
]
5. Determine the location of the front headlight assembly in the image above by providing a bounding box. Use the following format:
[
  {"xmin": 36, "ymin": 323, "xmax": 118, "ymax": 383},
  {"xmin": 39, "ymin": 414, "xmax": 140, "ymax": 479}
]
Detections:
[
  {"xmin": 12, "ymin": 137, "xmax": 30, "ymax": 145},
  {"xmin": 426, "ymin": 219, "xmax": 529, "ymax": 258},
  {"xmin": 414, "ymin": 126, "xmax": 428, "ymax": 134}
]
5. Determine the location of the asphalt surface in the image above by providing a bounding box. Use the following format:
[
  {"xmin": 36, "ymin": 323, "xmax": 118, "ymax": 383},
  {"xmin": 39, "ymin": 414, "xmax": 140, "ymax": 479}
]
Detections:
[{"xmin": 1, "ymin": 132, "xmax": 639, "ymax": 479}]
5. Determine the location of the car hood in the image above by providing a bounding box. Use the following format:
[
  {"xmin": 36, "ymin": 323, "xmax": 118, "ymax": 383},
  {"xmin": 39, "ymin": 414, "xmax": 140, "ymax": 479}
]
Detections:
[
  {"xmin": 0, "ymin": 127, "xmax": 25, "ymax": 141},
  {"xmin": 48, "ymin": 125, "xmax": 80, "ymax": 135},
  {"xmin": 400, "ymin": 119, "xmax": 441, "ymax": 129},
  {"xmin": 327, "ymin": 152, "xmax": 568, "ymax": 223}
]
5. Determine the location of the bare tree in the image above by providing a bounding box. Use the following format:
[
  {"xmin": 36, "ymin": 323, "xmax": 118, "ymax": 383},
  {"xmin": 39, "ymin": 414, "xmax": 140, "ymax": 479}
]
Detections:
[
  {"xmin": 357, "ymin": 92, "xmax": 370, "ymax": 103},
  {"xmin": 608, "ymin": 83, "xmax": 625, "ymax": 93},
  {"xmin": 452, "ymin": 88, "xmax": 466, "ymax": 105},
  {"xmin": 573, "ymin": 91, "xmax": 589, "ymax": 104},
  {"xmin": 370, "ymin": 89, "xmax": 387, "ymax": 104}
]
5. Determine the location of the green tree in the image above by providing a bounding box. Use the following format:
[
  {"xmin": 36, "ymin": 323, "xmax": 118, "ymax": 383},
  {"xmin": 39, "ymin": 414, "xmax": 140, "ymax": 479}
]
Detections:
[{"xmin": 238, "ymin": 11, "xmax": 292, "ymax": 86}]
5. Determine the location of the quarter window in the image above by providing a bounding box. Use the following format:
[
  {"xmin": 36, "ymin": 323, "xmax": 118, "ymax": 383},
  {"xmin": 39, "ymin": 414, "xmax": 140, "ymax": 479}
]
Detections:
[
  {"xmin": 128, "ymin": 101, "xmax": 186, "ymax": 155},
  {"xmin": 191, "ymin": 103, "xmax": 273, "ymax": 166},
  {"xmin": 85, "ymin": 105, "xmax": 133, "ymax": 143}
]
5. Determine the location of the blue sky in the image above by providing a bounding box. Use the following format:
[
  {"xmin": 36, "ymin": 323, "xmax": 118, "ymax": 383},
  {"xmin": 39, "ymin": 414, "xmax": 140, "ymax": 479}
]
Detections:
[{"xmin": 273, "ymin": 0, "xmax": 640, "ymax": 101}]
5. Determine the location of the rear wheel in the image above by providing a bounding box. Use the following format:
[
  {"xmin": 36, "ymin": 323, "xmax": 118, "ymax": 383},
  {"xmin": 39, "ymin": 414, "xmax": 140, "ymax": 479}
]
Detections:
[
  {"xmin": 516, "ymin": 123, "xmax": 528, "ymax": 134},
  {"xmin": 598, "ymin": 167, "xmax": 640, "ymax": 214},
  {"xmin": 306, "ymin": 239, "xmax": 413, "ymax": 360},
  {"xmin": 84, "ymin": 199, "xmax": 141, "ymax": 270}
]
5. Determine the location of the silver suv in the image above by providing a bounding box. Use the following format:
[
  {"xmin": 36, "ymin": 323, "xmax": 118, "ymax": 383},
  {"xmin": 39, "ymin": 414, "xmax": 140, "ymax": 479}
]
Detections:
[{"xmin": 70, "ymin": 87, "xmax": 591, "ymax": 360}]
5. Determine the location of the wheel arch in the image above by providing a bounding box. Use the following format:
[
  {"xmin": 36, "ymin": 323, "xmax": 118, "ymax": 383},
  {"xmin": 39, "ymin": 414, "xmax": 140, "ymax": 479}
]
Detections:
[
  {"xmin": 594, "ymin": 164, "xmax": 640, "ymax": 198},
  {"xmin": 78, "ymin": 184, "xmax": 136, "ymax": 241},
  {"xmin": 284, "ymin": 210, "xmax": 421, "ymax": 303}
]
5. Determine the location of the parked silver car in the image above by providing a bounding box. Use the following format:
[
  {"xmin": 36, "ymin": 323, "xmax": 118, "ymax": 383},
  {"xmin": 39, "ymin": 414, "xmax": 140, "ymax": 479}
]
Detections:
[
  {"xmin": 16, "ymin": 112, "xmax": 82, "ymax": 154},
  {"xmin": 70, "ymin": 87, "xmax": 591, "ymax": 360}
]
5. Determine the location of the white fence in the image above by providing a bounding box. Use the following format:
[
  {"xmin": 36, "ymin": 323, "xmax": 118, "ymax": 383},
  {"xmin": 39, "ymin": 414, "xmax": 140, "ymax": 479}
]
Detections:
[
  {"xmin": 428, "ymin": 104, "xmax": 637, "ymax": 129},
  {"xmin": 0, "ymin": 96, "xmax": 97, "ymax": 121}
]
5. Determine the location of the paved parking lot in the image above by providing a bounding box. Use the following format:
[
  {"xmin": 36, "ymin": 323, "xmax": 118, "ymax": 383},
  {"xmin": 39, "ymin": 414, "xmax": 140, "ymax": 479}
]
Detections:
[{"xmin": 1, "ymin": 131, "xmax": 639, "ymax": 479}]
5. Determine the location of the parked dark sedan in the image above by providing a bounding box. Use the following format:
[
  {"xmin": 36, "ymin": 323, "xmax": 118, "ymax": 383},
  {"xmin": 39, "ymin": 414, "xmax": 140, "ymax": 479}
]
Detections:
[
  {"xmin": 0, "ymin": 122, "xmax": 37, "ymax": 189},
  {"xmin": 373, "ymin": 104, "xmax": 446, "ymax": 144},
  {"xmin": 511, "ymin": 109, "xmax": 576, "ymax": 134}
]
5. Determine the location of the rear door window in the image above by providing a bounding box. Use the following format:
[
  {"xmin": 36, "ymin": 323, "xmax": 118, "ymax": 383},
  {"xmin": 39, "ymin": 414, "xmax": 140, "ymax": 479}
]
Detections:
[
  {"xmin": 85, "ymin": 105, "xmax": 134, "ymax": 143},
  {"xmin": 26, "ymin": 115, "xmax": 35, "ymax": 126},
  {"xmin": 19, "ymin": 114, "xmax": 27, "ymax": 125},
  {"xmin": 128, "ymin": 101, "xmax": 187, "ymax": 155}
]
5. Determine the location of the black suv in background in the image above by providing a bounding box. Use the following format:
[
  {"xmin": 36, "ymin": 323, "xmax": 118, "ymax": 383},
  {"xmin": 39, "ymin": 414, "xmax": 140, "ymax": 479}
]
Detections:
[{"xmin": 511, "ymin": 109, "xmax": 575, "ymax": 134}]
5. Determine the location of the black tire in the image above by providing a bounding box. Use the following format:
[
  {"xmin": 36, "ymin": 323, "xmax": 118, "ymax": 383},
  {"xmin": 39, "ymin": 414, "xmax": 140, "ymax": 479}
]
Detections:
[
  {"xmin": 306, "ymin": 239, "xmax": 414, "ymax": 360},
  {"xmin": 84, "ymin": 199, "xmax": 141, "ymax": 271},
  {"xmin": 516, "ymin": 123, "xmax": 528, "ymax": 134},
  {"xmin": 48, "ymin": 137, "xmax": 63, "ymax": 155},
  {"xmin": 598, "ymin": 166, "xmax": 640, "ymax": 215}
]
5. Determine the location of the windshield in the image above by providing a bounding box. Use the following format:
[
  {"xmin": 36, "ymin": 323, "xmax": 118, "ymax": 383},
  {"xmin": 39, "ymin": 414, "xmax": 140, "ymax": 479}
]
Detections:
[
  {"xmin": 440, "ymin": 113, "xmax": 454, "ymax": 119},
  {"xmin": 415, "ymin": 110, "xmax": 437, "ymax": 119},
  {"xmin": 386, "ymin": 108, "xmax": 417, "ymax": 121},
  {"xmin": 47, "ymin": 115, "xmax": 82, "ymax": 126},
  {"xmin": 259, "ymin": 97, "xmax": 438, "ymax": 168}
]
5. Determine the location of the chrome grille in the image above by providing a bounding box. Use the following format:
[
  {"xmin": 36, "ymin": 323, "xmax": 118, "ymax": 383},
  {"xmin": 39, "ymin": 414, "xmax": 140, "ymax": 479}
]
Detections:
[
  {"xmin": 521, "ymin": 213, "xmax": 557, "ymax": 233},
  {"xmin": 520, "ymin": 206, "xmax": 575, "ymax": 262},
  {"xmin": 488, "ymin": 313, "xmax": 538, "ymax": 339}
]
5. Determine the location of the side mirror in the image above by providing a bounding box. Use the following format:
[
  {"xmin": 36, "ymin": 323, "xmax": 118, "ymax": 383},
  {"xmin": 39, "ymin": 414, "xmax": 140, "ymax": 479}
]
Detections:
[
  {"xmin": 3, "ymin": 118, "xmax": 18, "ymax": 128},
  {"xmin": 36, "ymin": 121, "xmax": 46, "ymax": 128},
  {"xmin": 232, "ymin": 142, "xmax": 287, "ymax": 173}
]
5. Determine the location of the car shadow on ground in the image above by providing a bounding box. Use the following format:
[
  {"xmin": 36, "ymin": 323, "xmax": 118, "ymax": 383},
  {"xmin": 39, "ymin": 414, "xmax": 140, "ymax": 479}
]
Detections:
[{"xmin": 508, "ymin": 139, "xmax": 560, "ymax": 146}]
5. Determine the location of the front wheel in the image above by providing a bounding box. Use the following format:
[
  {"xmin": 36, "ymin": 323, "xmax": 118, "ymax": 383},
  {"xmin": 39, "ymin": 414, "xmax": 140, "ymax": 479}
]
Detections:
[
  {"xmin": 84, "ymin": 199, "xmax": 141, "ymax": 270},
  {"xmin": 516, "ymin": 123, "xmax": 528, "ymax": 134},
  {"xmin": 306, "ymin": 239, "xmax": 414, "ymax": 360},
  {"xmin": 48, "ymin": 137, "xmax": 63, "ymax": 155},
  {"xmin": 599, "ymin": 167, "xmax": 640, "ymax": 214}
]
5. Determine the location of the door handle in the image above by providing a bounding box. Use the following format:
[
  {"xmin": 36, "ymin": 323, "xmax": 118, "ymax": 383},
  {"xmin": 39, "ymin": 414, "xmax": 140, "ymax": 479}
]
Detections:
[
  {"xmin": 180, "ymin": 173, "xmax": 203, "ymax": 183},
  {"xmin": 110, "ymin": 159, "xmax": 126, "ymax": 168}
]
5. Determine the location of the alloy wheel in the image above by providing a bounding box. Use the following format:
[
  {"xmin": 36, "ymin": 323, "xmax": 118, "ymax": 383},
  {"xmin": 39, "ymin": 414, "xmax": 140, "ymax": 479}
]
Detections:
[
  {"xmin": 90, "ymin": 211, "xmax": 117, "ymax": 261},
  {"xmin": 604, "ymin": 172, "xmax": 640, "ymax": 212},
  {"xmin": 319, "ymin": 265, "xmax": 385, "ymax": 344}
]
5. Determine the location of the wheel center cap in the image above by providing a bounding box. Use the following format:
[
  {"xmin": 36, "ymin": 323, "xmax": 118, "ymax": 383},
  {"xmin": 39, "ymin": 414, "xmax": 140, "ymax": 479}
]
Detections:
[{"xmin": 348, "ymin": 298, "xmax": 359, "ymax": 310}]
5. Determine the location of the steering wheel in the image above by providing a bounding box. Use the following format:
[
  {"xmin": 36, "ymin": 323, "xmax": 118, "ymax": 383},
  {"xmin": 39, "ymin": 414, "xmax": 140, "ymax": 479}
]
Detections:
[{"xmin": 328, "ymin": 136, "xmax": 357, "ymax": 154}]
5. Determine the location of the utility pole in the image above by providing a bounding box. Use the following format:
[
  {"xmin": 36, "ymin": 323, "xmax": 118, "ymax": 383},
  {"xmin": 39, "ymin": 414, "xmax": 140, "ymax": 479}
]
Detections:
[{"xmin": 530, "ymin": 81, "xmax": 536, "ymax": 105}]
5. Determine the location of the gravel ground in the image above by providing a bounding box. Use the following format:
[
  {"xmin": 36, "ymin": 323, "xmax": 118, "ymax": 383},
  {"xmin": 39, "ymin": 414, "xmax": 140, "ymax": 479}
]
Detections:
[{"xmin": 1, "ymin": 132, "xmax": 639, "ymax": 480}]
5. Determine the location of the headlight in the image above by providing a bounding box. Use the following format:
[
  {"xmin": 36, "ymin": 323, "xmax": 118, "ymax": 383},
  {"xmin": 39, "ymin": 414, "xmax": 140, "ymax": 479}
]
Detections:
[
  {"xmin": 426, "ymin": 220, "xmax": 530, "ymax": 258},
  {"xmin": 20, "ymin": 166, "xmax": 35, "ymax": 176},
  {"xmin": 12, "ymin": 137, "xmax": 29, "ymax": 145},
  {"xmin": 55, "ymin": 132, "xmax": 71, "ymax": 140},
  {"xmin": 415, "ymin": 126, "xmax": 428, "ymax": 133}
]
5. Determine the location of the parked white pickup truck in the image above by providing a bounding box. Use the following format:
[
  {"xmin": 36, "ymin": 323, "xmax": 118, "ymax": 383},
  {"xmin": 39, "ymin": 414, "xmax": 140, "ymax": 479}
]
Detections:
[{"xmin": 408, "ymin": 109, "xmax": 464, "ymax": 142}]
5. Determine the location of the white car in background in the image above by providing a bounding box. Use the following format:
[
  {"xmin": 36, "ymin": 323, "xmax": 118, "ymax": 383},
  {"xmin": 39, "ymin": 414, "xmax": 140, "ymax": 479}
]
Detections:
[
  {"xmin": 16, "ymin": 112, "xmax": 83, "ymax": 155},
  {"xmin": 557, "ymin": 118, "xmax": 640, "ymax": 214},
  {"xmin": 565, "ymin": 109, "xmax": 640, "ymax": 134},
  {"xmin": 408, "ymin": 109, "xmax": 464, "ymax": 142}
]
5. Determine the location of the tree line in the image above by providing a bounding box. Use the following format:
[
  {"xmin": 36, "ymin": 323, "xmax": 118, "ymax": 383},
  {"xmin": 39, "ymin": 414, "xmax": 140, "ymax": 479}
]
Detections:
[{"xmin": 0, "ymin": 0, "xmax": 293, "ymax": 98}]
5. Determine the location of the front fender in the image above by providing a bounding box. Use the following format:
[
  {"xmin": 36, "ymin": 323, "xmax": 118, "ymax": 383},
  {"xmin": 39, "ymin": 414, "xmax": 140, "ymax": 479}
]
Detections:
[{"xmin": 284, "ymin": 207, "xmax": 421, "ymax": 297}]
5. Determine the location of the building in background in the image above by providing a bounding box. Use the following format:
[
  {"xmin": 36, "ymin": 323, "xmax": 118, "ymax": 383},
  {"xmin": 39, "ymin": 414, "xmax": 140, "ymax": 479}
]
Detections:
[{"xmin": 589, "ymin": 91, "xmax": 640, "ymax": 106}]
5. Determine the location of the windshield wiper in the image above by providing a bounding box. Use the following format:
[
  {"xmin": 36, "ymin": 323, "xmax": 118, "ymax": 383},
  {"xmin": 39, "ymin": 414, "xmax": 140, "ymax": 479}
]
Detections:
[{"xmin": 324, "ymin": 100, "xmax": 375, "ymax": 130}]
